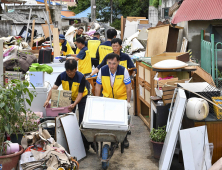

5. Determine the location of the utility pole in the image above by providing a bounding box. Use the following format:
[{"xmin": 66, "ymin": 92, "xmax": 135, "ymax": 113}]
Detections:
[
  {"xmin": 110, "ymin": 0, "xmax": 113, "ymax": 24},
  {"xmin": 91, "ymin": 0, "xmax": 96, "ymax": 22}
]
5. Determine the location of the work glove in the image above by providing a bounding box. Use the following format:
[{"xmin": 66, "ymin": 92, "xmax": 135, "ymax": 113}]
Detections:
[{"xmin": 127, "ymin": 102, "xmax": 131, "ymax": 111}]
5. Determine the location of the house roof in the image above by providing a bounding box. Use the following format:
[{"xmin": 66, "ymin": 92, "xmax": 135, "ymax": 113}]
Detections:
[
  {"xmin": 171, "ymin": 0, "xmax": 222, "ymax": 24},
  {"xmin": 61, "ymin": 10, "xmax": 75, "ymax": 17},
  {"xmin": 36, "ymin": 0, "xmax": 60, "ymax": 5},
  {"xmin": 0, "ymin": 12, "xmax": 45, "ymax": 24},
  {"xmin": 62, "ymin": 7, "xmax": 91, "ymax": 19}
]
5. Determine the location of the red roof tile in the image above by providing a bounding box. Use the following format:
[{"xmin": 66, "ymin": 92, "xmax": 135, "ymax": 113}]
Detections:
[{"xmin": 171, "ymin": 0, "xmax": 222, "ymax": 24}]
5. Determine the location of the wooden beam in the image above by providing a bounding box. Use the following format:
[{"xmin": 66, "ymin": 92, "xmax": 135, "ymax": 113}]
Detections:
[
  {"xmin": 30, "ymin": 20, "xmax": 35, "ymax": 48},
  {"xmin": 44, "ymin": 0, "xmax": 52, "ymax": 24},
  {"xmin": 53, "ymin": 28, "xmax": 60, "ymax": 58},
  {"xmin": 121, "ymin": 16, "xmax": 124, "ymax": 40}
]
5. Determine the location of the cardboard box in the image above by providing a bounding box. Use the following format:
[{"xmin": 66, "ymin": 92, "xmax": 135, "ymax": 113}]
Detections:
[
  {"xmin": 51, "ymin": 89, "xmax": 72, "ymax": 108},
  {"xmin": 155, "ymin": 77, "xmax": 179, "ymax": 88},
  {"xmin": 30, "ymin": 71, "xmax": 44, "ymax": 87}
]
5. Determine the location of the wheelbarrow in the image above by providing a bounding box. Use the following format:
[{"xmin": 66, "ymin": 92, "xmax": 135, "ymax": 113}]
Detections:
[{"xmin": 80, "ymin": 116, "xmax": 131, "ymax": 170}]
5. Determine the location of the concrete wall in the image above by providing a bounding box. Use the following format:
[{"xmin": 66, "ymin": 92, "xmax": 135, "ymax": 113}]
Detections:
[
  {"xmin": 149, "ymin": 6, "xmax": 158, "ymax": 27},
  {"xmin": 188, "ymin": 20, "xmax": 222, "ymax": 62},
  {"xmin": 177, "ymin": 20, "xmax": 222, "ymax": 62},
  {"xmin": 62, "ymin": 19, "xmax": 69, "ymax": 27},
  {"xmin": 0, "ymin": 20, "xmax": 13, "ymax": 37},
  {"xmin": 177, "ymin": 20, "xmax": 188, "ymax": 52}
]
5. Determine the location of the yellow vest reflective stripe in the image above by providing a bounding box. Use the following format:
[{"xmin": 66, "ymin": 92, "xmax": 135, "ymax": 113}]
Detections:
[
  {"xmin": 76, "ymin": 48, "xmax": 80, "ymax": 54},
  {"xmin": 60, "ymin": 72, "xmax": 88, "ymax": 101},
  {"xmin": 60, "ymin": 41, "xmax": 74, "ymax": 56},
  {"xmin": 75, "ymin": 34, "xmax": 83, "ymax": 41},
  {"xmin": 98, "ymin": 45, "xmax": 113, "ymax": 64},
  {"xmin": 78, "ymin": 49, "xmax": 92, "ymax": 74},
  {"xmin": 88, "ymin": 40, "xmax": 101, "ymax": 58},
  {"xmin": 101, "ymin": 65, "xmax": 127, "ymax": 100}
]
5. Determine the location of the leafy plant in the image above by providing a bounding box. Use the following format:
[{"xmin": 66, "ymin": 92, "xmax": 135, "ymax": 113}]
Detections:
[
  {"xmin": 111, "ymin": 19, "xmax": 121, "ymax": 30},
  {"xmin": 74, "ymin": 20, "xmax": 79, "ymax": 24},
  {"xmin": 0, "ymin": 75, "xmax": 38, "ymax": 155},
  {"xmin": 123, "ymin": 45, "xmax": 131, "ymax": 53},
  {"xmin": 150, "ymin": 126, "xmax": 166, "ymax": 142},
  {"xmin": 152, "ymin": 0, "xmax": 159, "ymax": 8}
]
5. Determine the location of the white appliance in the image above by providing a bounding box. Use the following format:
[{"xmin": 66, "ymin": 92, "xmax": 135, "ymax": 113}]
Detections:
[
  {"xmin": 82, "ymin": 96, "xmax": 128, "ymax": 131},
  {"xmin": 44, "ymin": 63, "xmax": 65, "ymax": 90},
  {"xmin": 186, "ymin": 97, "xmax": 209, "ymax": 120},
  {"xmin": 25, "ymin": 85, "xmax": 48, "ymax": 117}
]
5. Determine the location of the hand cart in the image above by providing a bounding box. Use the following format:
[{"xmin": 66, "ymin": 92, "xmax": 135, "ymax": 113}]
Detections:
[{"xmin": 80, "ymin": 116, "xmax": 131, "ymax": 170}]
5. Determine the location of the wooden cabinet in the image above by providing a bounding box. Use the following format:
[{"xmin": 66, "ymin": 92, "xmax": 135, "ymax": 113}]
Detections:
[{"xmin": 136, "ymin": 61, "xmax": 156, "ymax": 129}]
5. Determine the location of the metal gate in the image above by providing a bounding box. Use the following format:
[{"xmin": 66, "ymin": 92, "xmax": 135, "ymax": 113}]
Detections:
[{"xmin": 201, "ymin": 30, "xmax": 215, "ymax": 82}]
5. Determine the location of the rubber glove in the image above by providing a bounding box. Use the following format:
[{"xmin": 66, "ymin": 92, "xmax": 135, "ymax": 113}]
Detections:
[{"xmin": 127, "ymin": 102, "xmax": 131, "ymax": 110}]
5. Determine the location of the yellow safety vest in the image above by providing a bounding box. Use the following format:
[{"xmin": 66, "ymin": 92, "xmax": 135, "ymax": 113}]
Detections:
[
  {"xmin": 60, "ymin": 41, "xmax": 74, "ymax": 56},
  {"xmin": 106, "ymin": 60, "xmax": 127, "ymax": 68},
  {"xmin": 88, "ymin": 40, "xmax": 101, "ymax": 58},
  {"xmin": 60, "ymin": 71, "xmax": 88, "ymax": 101},
  {"xmin": 101, "ymin": 65, "xmax": 127, "ymax": 100},
  {"xmin": 78, "ymin": 49, "xmax": 92, "ymax": 75},
  {"xmin": 98, "ymin": 45, "xmax": 113, "ymax": 64},
  {"xmin": 76, "ymin": 48, "xmax": 80, "ymax": 54}
]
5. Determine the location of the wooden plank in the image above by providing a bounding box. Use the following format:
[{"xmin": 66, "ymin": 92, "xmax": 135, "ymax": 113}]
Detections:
[
  {"xmin": 121, "ymin": 16, "xmax": 124, "ymax": 40},
  {"xmin": 53, "ymin": 28, "xmax": 60, "ymax": 58},
  {"xmin": 30, "ymin": 20, "xmax": 35, "ymax": 48},
  {"xmin": 126, "ymin": 17, "xmax": 146, "ymax": 21},
  {"xmin": 44, "ymin": 0, "xmax": 52, "ymax": 24},
  {"xmin": 140, "ymin": 19, "xmax": 149, "ymax": 24},
  {"xmin": 42, "ymin": 24, "xmax": 54, "ymax": 38},
  {"xmin": 191, "ymin": 66, "xmax": 215, "ymax": 86},
  {"xmin": 195, "ymin": 121, "xmax": 222, "ymax": 164},
  {"xmin": 166, "ymin": 27, "xmax": 179, "ymax": 52},
  {"xmin": 147, "ymin": 25, "xmax": 169, "ymax": 57}
]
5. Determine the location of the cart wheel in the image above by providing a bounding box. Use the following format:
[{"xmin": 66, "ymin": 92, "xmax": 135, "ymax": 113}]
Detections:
[
  {"xmin": 121, "ymin": 142, "xmax": 124, "ymax": 153},
  {"xmin": 102, "ymin": 144, "xmax": 109, "ymax": 170}
]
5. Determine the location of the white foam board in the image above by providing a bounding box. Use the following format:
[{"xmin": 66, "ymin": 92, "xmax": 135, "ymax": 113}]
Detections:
[
  {"xmin": 180, "ymin": 126, "xmax": 212, "ymax": 170},
  {"xmin": 60, "ymin": 113, "xmax": 86, "ymax": 161},
  {"xmin": 55, "ymin": 115, "xmax": 69, "ymax": 153},
  {"xmin": 159, "ymin": 89, "xmax": 187, "ymax": 170},
  {"xmin": 82, "ymin": 96, "xmax": 128, "ymax": 130}
]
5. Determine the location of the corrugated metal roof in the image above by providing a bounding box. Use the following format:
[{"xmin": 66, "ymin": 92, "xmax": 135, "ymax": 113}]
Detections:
[
  {"xmin": 171, "ymin": 0, "xmax": 222, "ymax": 24},
  {"xmin": 0, "ymin": 12, "xmax": 45, "ymax": 24},
  {"xmin": 62, "ymin": 7, "xmax": 90, "ymax": 19}
]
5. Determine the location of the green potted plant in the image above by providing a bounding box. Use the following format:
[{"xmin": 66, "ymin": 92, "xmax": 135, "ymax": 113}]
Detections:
[
  {"xmin": 150, "ymin": 126, "xmax": 167, "ymax": 159},
  {"xmin": 0, "ymin": 77, "xmax": 38, "ymax": 169}
]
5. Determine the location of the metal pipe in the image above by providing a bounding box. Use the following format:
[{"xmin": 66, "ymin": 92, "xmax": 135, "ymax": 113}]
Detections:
[
  {"xmin": 25, "ymin": 8, "xmax": 32, "ymax": 42},
  {"xmin": 0, "ymin": 40, "xmax": 3, "ymax": 87}
]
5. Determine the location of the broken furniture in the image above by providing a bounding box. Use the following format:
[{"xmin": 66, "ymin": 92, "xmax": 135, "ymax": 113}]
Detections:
[
  {"xmin": 150, "ymin": 99, "xmax": 170, "ymax": 131},
  {"xmin": 136, "ymin": 59, "xmax": 193, "ymax": 129},
  {"xmin": 145, "ymin": 24, "xmax": 183, "ymax": 57}
]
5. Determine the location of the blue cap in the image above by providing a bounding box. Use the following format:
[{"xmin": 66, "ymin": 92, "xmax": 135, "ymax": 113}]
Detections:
[{"xmin": 59, "ymin": 34, "xmax": 65, "ymax": 40}]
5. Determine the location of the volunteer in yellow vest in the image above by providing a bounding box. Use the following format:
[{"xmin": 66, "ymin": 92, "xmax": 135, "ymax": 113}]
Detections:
[
  {"xmin": 73, "ymin": 27, "xmax": 84, "ymax": 53},
  {"xmin": 70, "ymin": 37, "xmax": 92, "ymax": 76},
  {"xmin": 59, "ymin": 34, "xmax": 74, "ymax": 56},
  {"xmin": 87, "ymin": 32, "xmax": 101, "ymax": 67},
  {"xmin": 96, "ymin": 29, "xmax": 117, "ymax": 64},
  {"xmin": 43, "ymin": 59, "xmax": 90, "ymax": 150},
  {"xmin": 90, "ymin": 38, "xmax": 136, "ymax": 77},
  {"xmin": 95, "ymin": 53, "xmax": 131, "ymax": 148}
]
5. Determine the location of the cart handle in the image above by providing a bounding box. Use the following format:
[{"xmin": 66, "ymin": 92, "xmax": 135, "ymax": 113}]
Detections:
[{"xmin": 94, "ymin": 133, "xmax": 118, "ymax": 143}]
